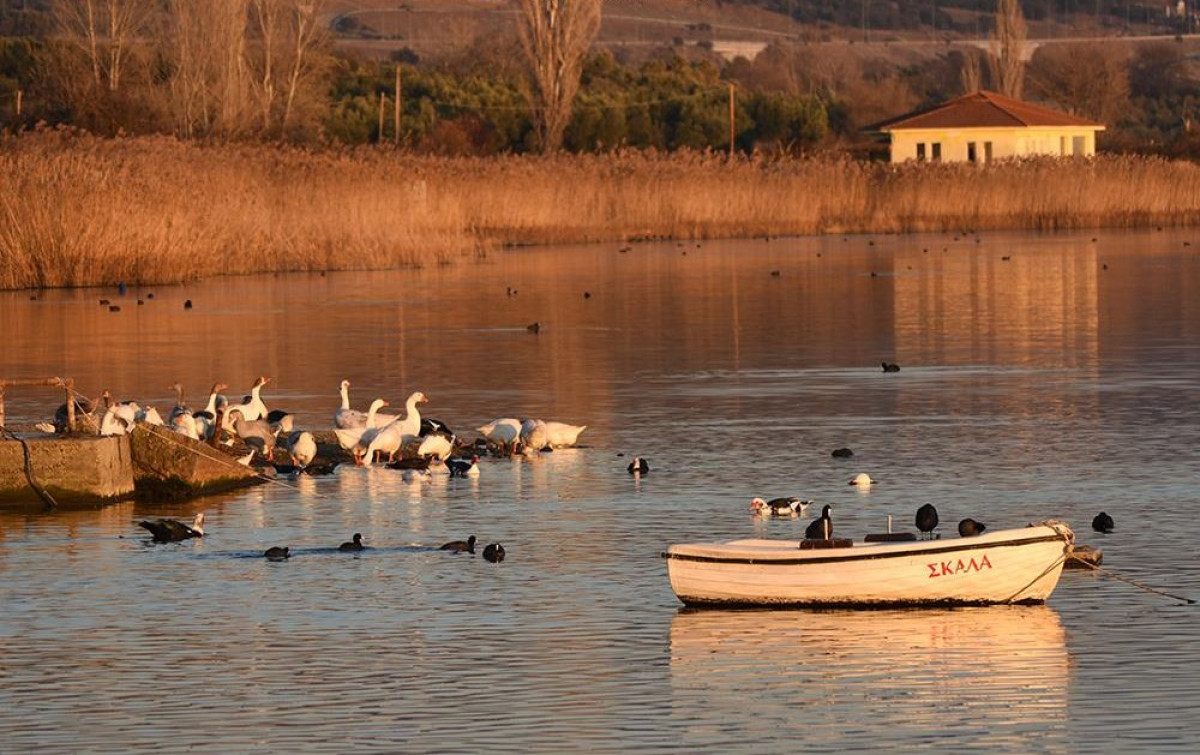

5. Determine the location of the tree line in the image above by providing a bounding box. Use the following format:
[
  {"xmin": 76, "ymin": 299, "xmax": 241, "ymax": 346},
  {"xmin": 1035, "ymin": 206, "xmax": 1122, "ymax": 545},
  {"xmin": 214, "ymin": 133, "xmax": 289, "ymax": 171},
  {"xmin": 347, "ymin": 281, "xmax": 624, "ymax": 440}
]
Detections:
[{"xmin": 1, "ymin": 1, "xmax": 1198, "ymax": 159}]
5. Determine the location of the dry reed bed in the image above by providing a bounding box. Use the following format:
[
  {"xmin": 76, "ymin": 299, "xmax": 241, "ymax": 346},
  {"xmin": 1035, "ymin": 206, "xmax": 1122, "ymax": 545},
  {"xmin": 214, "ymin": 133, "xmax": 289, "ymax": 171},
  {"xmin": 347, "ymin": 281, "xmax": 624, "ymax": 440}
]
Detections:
[{"xmin": 2, "ymin": 130, "xmax": 1198, "ymax": 289}]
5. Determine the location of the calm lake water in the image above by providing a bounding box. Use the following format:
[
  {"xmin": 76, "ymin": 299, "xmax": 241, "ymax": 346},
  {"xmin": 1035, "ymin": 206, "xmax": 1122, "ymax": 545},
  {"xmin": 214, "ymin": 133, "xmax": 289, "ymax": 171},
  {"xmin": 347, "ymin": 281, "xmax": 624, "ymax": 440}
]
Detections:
[{"xmin": 1, "ymin": 229, "xmax": 1198, "ymax": 752}]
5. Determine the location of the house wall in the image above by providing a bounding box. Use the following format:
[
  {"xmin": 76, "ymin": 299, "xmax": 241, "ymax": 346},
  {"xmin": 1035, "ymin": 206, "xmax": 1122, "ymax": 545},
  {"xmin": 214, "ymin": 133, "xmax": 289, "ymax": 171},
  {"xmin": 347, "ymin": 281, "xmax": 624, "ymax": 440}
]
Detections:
[{"xmin": 887, "ymin": 127, "xmax": 1101, "ymax": 164}]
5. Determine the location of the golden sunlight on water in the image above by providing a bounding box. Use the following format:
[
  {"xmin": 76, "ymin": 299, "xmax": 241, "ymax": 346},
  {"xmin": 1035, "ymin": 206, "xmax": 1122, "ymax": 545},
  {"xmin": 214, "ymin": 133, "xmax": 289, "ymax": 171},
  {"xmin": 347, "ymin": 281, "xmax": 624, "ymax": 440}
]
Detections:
[
  {"xmin": 669, "ymin": 607, "xmax": 1068, "ymax": 751},
  {"xmin": 2, "ymin": 229, "xmax": 1199, "ymax": 751}
]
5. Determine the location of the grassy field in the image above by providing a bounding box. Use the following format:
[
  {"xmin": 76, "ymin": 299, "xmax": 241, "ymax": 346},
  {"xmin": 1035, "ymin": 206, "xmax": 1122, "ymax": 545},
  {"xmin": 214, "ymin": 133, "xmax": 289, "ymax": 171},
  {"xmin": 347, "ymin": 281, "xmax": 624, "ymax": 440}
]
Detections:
[{"xmin": 2, "ymin": 129, "xmax": 1199, "ymax": 290}]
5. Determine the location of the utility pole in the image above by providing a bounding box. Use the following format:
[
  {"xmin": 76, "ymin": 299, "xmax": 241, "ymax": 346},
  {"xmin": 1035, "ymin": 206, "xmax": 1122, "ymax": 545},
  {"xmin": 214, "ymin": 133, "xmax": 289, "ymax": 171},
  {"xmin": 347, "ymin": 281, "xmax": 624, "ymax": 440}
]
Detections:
[
  {"xmin": 728, "ymin": 83, "xmax": 735, "ymax": 158},
  {"xmin": 394, "ymin": 67, "xmax": 402, "ymax": 145},
  {"xmin": 378, "ymin": 91, "xmax": 386, "ymax": 144}
]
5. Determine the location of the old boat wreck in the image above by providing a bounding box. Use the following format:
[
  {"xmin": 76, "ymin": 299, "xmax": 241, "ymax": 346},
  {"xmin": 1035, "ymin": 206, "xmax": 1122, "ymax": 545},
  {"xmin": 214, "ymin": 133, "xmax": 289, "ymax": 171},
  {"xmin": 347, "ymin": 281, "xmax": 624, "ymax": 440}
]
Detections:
[{"xmin": 0, "ymin": 378, "xmax": 263, "ymax": 509}]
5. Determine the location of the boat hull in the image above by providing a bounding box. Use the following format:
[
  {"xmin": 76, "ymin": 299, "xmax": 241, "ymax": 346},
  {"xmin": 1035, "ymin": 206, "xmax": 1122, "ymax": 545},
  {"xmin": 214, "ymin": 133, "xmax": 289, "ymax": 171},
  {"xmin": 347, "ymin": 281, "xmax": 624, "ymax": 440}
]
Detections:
[{"xmin": 665, "ymin": 525, "xmax": 1072, "ymax": 608}]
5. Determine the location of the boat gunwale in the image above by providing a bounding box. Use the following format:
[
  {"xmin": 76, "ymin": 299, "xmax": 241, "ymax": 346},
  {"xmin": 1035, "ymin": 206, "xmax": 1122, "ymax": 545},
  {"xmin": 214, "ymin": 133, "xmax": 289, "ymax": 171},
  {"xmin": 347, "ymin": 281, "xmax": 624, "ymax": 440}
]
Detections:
[{"xmin": 662, "ymin": 530, "xmax": 1067, "ymax": 567}]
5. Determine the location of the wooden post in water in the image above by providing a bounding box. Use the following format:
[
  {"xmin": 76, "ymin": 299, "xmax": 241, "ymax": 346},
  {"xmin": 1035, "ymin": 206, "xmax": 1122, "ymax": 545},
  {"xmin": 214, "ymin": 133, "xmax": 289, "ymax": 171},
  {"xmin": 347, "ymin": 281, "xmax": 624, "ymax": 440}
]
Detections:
[
  {"xmin": 64, "ymin": 379, "xmax": 76, "ymax": 432},
  {"xmin": 15, "ymin": 89, "xmax": 21, "ymax": 118},
  {"xmin": 394, "ymin": 68, "xmax": 401, "ymax": 145}
]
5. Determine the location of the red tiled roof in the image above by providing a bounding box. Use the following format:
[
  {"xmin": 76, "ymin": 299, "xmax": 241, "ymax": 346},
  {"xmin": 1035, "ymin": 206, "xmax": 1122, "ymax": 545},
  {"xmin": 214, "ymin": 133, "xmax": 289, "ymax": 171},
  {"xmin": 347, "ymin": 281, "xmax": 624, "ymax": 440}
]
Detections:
[{"xmin": 872, "ymin": 91, "xmax": 1104, "ymax": 131}]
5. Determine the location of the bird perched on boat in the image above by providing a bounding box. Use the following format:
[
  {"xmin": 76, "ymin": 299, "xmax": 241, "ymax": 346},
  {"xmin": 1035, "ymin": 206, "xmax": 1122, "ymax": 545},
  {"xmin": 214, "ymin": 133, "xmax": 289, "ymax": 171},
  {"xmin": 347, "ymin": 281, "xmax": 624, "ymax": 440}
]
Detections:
[
  {"xmin": 958, "ymin": 518, "xmax": 987, "ymax": 537},
  {"xmin": 339, "ymin": 533, "xmax": 365, "ymax": 552},
  {"xmin": 1092, "ymin": 512, "xmax": 1115, "ymax": 534},
  {"xmin": 264, "ymin": 546, "xmax": 290, "ymax": 560},
  {"xmin": 627, "ymin": 456, "xmax": 650, "ymax": 475},
  {"xmin": 440, "ymin": 535, "xmax": 476, "ymax": 554},
  {"xmin": 192, "ymin": 382, "xmax": 228, "ymax": 441},
  {"xmin": 446, "ymin": 455, "xmax": 480, "ymax": 478},
  {"xmin": 267, "ymin": 409, "xmax": 294, "ymax": 434},
  {"xmin": 916, "ymin": 504, "xmax": 939, "ymax": 539},
  {"xmin": 831, "ymin": 447, "xmax": 854, "ymax": 458},
  {"xmin": 138, "ymin": 513, "xmax": 205, "ymax": 543},
  {"xmin": 483, "ymin": 543, "xmax": 506, "ymax": 563},
  {"xmin": 849, "ymin": 472, "xmax": 874, "ymax": 487},
  {"xmin": 53, "ymin": 392, "xmax": 102, "ymax": 433},
  {"xmin": 805, "ymin": 505, "xmax": 833, "ymax": 540},
  {"xmin": 750, "ymin": 497, "xmax": 809, "ymax": 516},
  {"xmin": 228, "ymin": 406, "xmax": 277, "ymax": 461},
  {"xmin": 226, "ymin": 376, "xmax": 270, "ymax": 426},
  {"xmin": 882, "ymin": 362, "xmax": 901, "ymax": 373}
]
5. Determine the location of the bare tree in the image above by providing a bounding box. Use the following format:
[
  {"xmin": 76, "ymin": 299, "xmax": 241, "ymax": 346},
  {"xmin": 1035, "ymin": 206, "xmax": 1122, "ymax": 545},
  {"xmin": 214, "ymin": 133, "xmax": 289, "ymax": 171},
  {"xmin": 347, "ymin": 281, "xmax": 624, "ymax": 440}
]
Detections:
[
  {"xmin": 247, "ymin": 0, "xmax": 326, "ymax": 137},
  {"xmin": 517, "ymin": 0, "xmax": 602, "ymax": 152},
  {"xmin": 1026, "ymin": 43, "xmax": 1129, "ymax": 124},
  {"xmin": 960, "ymin": 49, "xmax": 984, "ymax": 94},
  {"xmin": 988, "ymin": 0, "xmax": 1026, "ymax": 98},
  {"xmin": 52, "ymin": 0, "xmax": 150, "ymax": 91}
]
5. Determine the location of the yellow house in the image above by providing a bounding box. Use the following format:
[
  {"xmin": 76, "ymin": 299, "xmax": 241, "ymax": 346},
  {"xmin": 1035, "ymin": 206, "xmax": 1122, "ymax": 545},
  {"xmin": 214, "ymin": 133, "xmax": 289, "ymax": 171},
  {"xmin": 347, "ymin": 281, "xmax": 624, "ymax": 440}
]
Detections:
[{"xmin": 872, "ymin": 90, "xmax": 1105, "ymax": 164}]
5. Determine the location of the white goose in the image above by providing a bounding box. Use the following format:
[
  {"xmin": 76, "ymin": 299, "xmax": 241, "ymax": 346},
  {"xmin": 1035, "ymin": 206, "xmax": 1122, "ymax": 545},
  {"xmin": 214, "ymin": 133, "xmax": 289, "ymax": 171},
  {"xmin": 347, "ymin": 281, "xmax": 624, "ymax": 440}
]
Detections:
[
  {"xmin": 363, "ymin": 391, "xmax": 427, "ymax": 464},
  {"xmin": 477, "ymin": 418, "xmax": 522, "ymax": 455},
  {"xmin": 334, "ymin": 399, "xmax": 389, "ymax": 460},
  {"xmin": 544, "ymin": 421, "xmax": 587, "ymax": 448},
  {"xmin": 334, "ymin": 379, "xmax": 366, "ymax": 429},
  {"xmin": 193, "ymin": 382, "xmax": 227, "ymax": 441},
  {"xmin": 100, "ymin": 405, "xmax": 130, "ymax": 436},
  {"xmin": 416, "ymin": 433, "xmax": 453, "ymax": 460},
  {"xmin": 286, "ymin": 430, "xmax": 317, "ymax": 468},
  {"xmin": 520, "ymin": 419, "xmax": 550, "ymax": 453},
  {"xmin": 226, "ymin": 376, "xmax": 270, "ymax": 427}
]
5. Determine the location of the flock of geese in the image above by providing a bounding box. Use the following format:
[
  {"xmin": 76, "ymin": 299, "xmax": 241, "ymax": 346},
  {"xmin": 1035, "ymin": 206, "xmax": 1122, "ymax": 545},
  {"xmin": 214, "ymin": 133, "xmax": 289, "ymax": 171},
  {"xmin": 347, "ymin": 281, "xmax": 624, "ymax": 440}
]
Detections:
[{"xmin": 58, "ymin": 377, "xmax": 588, "ymax": 475}]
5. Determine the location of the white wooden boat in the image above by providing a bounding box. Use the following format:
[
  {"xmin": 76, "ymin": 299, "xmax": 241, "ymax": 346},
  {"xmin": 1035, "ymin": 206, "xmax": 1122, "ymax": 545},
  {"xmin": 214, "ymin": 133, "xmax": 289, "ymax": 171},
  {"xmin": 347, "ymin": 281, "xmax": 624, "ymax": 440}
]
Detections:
[{"xmin": 664, "ymin": 522, "xmax": 1074, "ymax": 608}]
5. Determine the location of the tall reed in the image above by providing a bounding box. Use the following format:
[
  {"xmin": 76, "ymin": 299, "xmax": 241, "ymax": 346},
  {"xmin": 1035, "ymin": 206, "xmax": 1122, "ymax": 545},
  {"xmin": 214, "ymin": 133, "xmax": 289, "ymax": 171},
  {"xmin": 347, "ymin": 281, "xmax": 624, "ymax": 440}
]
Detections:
[{"xmin": 2, "ymin": 128, "xmax": 1198, "ymax": 290}]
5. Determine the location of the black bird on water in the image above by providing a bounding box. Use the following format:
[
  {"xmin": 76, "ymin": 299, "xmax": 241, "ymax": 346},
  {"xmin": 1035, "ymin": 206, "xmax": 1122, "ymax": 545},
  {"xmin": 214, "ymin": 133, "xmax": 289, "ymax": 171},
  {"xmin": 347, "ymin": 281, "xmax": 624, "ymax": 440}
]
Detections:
[
  {"xmin": 627, "ymin": 456, "xmax": 650, "ymax": 475},
  {"xmin": 805, "ymin": 505, "xmax": 834, "ymax": 540},
  {"xmin": 483, "ymin": 543, "xmax": 506, "ymax": 563},
  {"xmin": 264, "ymin": 546, "xmax": 290, "ymax": 560},
  {"xmin": 916, "ymin": 504, "xmax": 939, "ymax": 539},
  {"xmin": 138, "ymin": 513, "xmax": 205, "ymax": 543},
  {"xmin": 339, "ymin": 533, "xmax": 365, "ymax": 552},
  {"xmin": 440, "ymin": 535, "xmax": 476, "ymax": 554},
  {"xmin": 831, "ymin": 447, "xmax": 854, "ymax": 459},
  {"xmin": 882, "ymin": 362, "xmax": 901, "ymax": 373},
  {"xmin": 958, "ymin": 518, "xmax": 987, "ymax": 537},
  {"xmin": 1092, "ymin": 512, "xmax": 1115, "ymax": 534}
]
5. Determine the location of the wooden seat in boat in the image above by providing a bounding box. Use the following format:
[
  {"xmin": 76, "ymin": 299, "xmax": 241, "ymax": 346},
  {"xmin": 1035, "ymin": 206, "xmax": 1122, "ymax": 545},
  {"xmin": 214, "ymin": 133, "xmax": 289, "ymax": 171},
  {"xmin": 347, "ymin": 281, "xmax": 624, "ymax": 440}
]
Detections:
[
  {"xmin": 864, "ymin": 532, "xmax": 917, "ymax": 542},
  {"xmin": 799, "ymin": 538, "xmax": 854, "ymax": 549}
]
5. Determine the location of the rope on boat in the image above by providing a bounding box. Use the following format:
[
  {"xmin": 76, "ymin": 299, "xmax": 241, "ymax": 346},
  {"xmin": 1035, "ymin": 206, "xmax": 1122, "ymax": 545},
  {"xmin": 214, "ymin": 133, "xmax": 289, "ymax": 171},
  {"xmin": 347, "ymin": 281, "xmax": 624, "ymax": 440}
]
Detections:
[
  {"xmin": 1003, "ymin": 552, "xmax": 1067, "ymax": 605},
  {"xmin": 0, "ymin": 426, "xmax": 60, "ymax": 512},
  {"xmin": 1066, "ymin": 553, "xmax": 1196, "ymax": 605}
]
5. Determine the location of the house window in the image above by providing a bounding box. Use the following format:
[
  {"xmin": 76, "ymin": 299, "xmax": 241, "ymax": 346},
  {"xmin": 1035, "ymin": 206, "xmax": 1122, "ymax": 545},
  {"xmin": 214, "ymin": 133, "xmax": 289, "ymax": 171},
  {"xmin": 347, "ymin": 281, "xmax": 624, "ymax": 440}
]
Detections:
[
  {"xmin": 984, "ymin": 142, "xmax": 993, "ymax": 163},
  {"xmin": 1073, "ymin": 136, "xmax": 1086, "ymax": 156},
  {"xmin": 916, "ymin": 143, "xmax": 926, "ymax": 161},
  {"xmin": 931, "ymin": 143, "xmax": 942, "ymax": 162},
  {"xmin": 967, "ymin": 142, "xmax": 978, "ymax": 163}
]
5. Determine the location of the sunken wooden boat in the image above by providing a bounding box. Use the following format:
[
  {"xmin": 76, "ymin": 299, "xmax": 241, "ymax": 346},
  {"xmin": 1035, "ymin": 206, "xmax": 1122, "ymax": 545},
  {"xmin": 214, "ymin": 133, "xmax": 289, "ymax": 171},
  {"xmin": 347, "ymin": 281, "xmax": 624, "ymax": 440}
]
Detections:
[{"xmin": 664, "ymin": 522, "xmax": 1074, "ymax": 608}]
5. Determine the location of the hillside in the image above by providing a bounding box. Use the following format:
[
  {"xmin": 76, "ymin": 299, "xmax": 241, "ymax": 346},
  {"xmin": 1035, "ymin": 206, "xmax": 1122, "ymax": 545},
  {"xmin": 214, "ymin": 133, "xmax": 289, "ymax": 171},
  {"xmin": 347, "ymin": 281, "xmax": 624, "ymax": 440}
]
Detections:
[{"xmin": 327, "ymin": 0, "xmax": 1181, "ymax": 63}]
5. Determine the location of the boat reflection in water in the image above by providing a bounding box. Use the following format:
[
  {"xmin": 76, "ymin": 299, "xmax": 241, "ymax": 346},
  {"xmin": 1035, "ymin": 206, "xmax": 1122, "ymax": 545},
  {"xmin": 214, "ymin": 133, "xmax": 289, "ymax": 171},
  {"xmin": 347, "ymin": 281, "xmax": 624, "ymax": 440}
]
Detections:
[{"xmin": 668, "ymin": 605, "xmax": 1069, "ymax": 750}]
